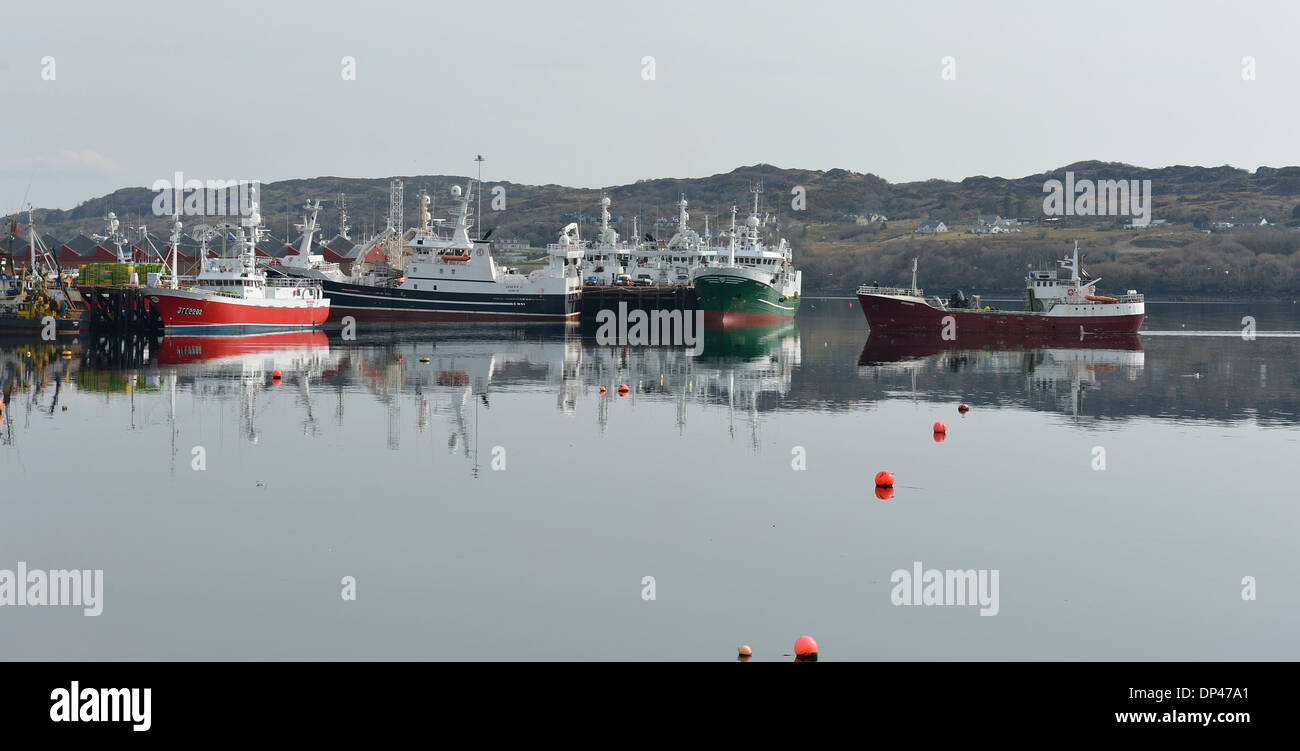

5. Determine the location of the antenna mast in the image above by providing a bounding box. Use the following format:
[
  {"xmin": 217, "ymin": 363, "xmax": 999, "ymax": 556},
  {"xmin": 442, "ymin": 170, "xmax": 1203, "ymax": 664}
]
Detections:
[
  {"xmin": 387, "ymin": 179, "xmax": 404, "ymax": 236},
  {"xmin": 474, "ymin": 155, "xmax": 485, "ymax": 240}
]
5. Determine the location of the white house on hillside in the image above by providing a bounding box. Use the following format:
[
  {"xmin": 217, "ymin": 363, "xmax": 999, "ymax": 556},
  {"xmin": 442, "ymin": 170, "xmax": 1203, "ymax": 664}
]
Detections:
[
  {"xmin": 915, "ymin": 220, "xmax": 947, "ymax": 234},
  {"xmin": 971, "ymin": 214, "xmax": 1018, "ymax": 234}
]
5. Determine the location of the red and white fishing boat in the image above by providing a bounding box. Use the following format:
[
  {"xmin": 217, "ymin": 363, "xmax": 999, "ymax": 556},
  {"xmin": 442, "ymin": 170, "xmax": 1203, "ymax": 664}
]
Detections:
[
  {"xmin": 145, "ymin": 189, "xmax": 329, "ymax": 333},
  {"xmin": 856, "ymin": 243, "xmax": 1143, "ymax": 336}
]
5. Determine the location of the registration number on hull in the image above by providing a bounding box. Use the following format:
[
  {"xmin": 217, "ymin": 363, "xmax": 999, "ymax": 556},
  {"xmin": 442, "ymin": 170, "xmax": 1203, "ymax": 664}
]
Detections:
[{"xmin": 177, "ymin": 307, "xmax": 204, "ymax": 316}]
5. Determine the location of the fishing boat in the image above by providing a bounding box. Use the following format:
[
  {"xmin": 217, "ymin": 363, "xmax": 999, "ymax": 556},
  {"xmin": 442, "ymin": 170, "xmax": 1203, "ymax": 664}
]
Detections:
[
  {"xmin": 1, "ymin": 208, "xmax": 88, "ymax": 336},
  {"xmin": 142, "ymin": 188, "xmax": 329, "ymax": 333},
  {"xmin": 856, "ymin": 243, "xmax": 1144, "ymax": 336},
  {"xmin": 693, "ymin": 186, "xmax": 801, "ymax": 328},
  {"xmin": 274, "ymin": 200, "xmax": 348, "ymax": 282},
  {"xmin": 625, "ymin": 195, "xmax": 717, "ymax": 286},
  {"xmin": 321, "ymin": 180, "xmax": 581, "ymax": 322},
  {"xmin": 570, "ymin": 195, "xmax": 636, "ymax": 285}
]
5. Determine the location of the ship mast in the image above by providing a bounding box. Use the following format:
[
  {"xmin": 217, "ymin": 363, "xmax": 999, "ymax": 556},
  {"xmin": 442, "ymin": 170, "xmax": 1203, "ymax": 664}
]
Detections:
[
  {"xmin": 728, "ymin": 205, "xmax": 738, "ymax": 266},
  {"xmin": 474, "ymin": 155, "xmax": 485, "ymax": 240},
  {"xmin": 450, "ymin": 182, "xmax": 473, "ymax": 246},
  {"xmin": 419, "ymin": 192, "xmax": 431, "ymax": 234},
  {"xmin": 337, "ymin": 194, "xmax": 351, "ymax": 240},
  {"xmin": 286, "ymin": 200, "xmax": 323, "ymax": 269},
  {"xmin": 169, "ymin": 215, "xmax": 181, "ymax": 290},
  {"xmin": 241, "ymin": 184, "xmax": 261, "ymax": 276},
  {"xmin": 27, "ymin": 205, "xmax": 35, "ymax": 277},
  {"xmin": 387, "ymin": 179, "xmax": 404, "ymax": 235}
]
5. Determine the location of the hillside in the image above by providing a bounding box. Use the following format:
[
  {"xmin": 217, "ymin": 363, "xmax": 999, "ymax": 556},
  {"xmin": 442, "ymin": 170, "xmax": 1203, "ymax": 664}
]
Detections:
[{"xmin": 12, "ymin": 161, "xmax": 1300, "ymax": 298}]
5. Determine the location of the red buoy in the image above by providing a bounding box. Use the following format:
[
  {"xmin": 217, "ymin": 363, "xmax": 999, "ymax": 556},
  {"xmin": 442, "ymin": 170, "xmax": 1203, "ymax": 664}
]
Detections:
[
  {"xmin": 958, "ymin": 403, "xmax": 969, "ymax": 413},
  {"xmin": 933, "ymin": 421, "xmax": 946, "ymax": 433},
  {"xmin": 617, "ymin": 383, "xmax": 629, "ymax": 396},
  {"xmin": 794, "ymin": 635, "xmax": 818, "ymax": 660},
  {"xmin": 875, "ymin": 486, "xmax": 894, "ymax": 500},
  {"xmin": 272, "ymin": 369, "xmax": 283, "ymax": 379},
  {"xmin": 598, "ymin": 386, "xmax": 607, "ymax": 394},
  {"xmin": 874, "ymin": 470, "xmax": 894, "ymax": 487}
]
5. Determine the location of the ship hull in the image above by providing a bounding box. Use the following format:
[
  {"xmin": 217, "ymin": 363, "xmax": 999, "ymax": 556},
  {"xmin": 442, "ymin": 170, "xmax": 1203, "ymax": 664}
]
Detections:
[
  {"xmin": 857, "ymin": 293, "xmax": 1143, "ymax": 335},
  {"xmin": 145, "ymin": 287, "xmax": 329, "ymax": 332},
  {"xmin": 0, "ymin": 314, "xmax": 85, "ymax": 336},
  {"xmin": 320, "ymin": 280, "xmax": 580, "ymax": 323},
  {"xmin": 694, "ymin": 273, "xmax": 800, "ymax": 329}
]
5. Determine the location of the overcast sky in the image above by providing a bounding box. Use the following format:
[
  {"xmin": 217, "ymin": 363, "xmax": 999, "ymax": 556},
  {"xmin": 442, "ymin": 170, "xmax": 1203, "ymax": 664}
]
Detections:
[{"xmin": 2, "ymin": 0, "xmax": 1298, "ymax": 210}]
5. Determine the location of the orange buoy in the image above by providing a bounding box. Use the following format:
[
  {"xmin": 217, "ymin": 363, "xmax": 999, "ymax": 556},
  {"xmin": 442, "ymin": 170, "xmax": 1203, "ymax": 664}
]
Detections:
[
  {"xmin": 933, "ymin": 421, "xmax": 946, "ymax": 433},
  {"xmin": 794, "ymin": 635, "xmax": 818, "ymax": 660},
  {"xmin": 617, "ymin": 383, "xmax": 629, "ymax": 396},
  {"xmin": 875, "ymin": 485, "xmax": 894, "ymax": 500},
  {"xmin": 738, "ymin": 645, "xmax": 752, "ymax": 658},
  {"xmin": 958, "ymin": 403, "xmax": 969, "ymax": 413},
  {"xmin": 598, "ymin": 386, "xmax": 607, "ymax": 394},
  {"xmin": 932, "ymin": 431, "xmax": 946, "ymax": 444},
  {"xmin": 874, "ymin": 470, "xmax": 894, "ymax": 487}
]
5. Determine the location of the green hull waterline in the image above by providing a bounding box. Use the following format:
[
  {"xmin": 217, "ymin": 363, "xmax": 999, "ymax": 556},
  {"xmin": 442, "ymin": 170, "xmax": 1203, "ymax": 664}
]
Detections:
[{"xmin": 694, "ymin": 275, "xmax": 801, "ymax": 317}]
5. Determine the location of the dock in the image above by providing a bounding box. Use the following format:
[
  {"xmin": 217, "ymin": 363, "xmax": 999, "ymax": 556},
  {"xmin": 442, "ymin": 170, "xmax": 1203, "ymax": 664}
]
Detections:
[
  {"xmin": 80, "ymin": 286, "xmax": 164, "ymax": 336},
  {"xmin": 579, "ymin": 285, "xmax": 695, "ymax": 319}
]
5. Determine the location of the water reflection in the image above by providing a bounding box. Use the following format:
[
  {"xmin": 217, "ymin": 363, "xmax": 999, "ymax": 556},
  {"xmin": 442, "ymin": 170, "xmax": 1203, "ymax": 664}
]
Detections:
[
  {"xmin": 858, "ymin": 331, "xmax": 1145, "ymax": 418},
  {"xmin": 2, "ymin": 302, "xmax": 1298, "ymax": 458}
]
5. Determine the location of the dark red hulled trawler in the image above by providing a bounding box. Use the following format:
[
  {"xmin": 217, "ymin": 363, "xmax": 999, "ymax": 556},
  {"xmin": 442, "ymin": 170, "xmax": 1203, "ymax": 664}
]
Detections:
[{"xmin": 856, "ymin": 243, "xmax": 1144, "ymax": 336}]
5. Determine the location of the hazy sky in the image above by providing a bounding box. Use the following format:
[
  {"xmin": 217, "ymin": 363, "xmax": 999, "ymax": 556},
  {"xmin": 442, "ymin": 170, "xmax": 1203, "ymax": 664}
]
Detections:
[{"xmin": 2, "ymin": 0, "xmax": 1298, "ymax": 210}]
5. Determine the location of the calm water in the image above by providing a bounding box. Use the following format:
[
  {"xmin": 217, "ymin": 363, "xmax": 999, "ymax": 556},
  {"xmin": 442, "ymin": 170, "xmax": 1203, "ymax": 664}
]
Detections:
[{"xmin": 2, "ymin": 301, "xmax": 1298, "ymax": 660}]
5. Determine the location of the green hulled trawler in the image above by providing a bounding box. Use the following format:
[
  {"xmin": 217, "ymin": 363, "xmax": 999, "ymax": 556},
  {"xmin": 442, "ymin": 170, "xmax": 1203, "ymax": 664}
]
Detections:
[{"xmin": 693, "ymin": 186, "xmax": 801, "ymax": 328}]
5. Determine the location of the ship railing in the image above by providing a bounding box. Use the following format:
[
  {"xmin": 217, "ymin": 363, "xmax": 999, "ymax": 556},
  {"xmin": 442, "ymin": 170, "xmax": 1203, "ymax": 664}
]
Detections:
[
  {"xmin": 1115, "ymin": 293, "xmax": 1144, "ymax": 303},
  {"xmin": 264, "ymin": 277, "xmax": 324, "ymax": 289},
  {"xmin": 856, "ymin": 284, "xmax": 925, "ymax": 297}
]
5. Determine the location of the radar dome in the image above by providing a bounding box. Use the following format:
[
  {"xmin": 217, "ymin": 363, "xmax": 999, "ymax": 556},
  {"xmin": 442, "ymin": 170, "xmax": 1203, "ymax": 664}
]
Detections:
[
  {"xmin": 601, "ymin": 197, "xmax": 611, "ymax": 207},
  {"xmin": 747, "ymin": 216, "xmax": 760, "ymax": 228},
  {"xmin": 451, "ymin": 185, "xmax": 462, "ymax": 197}
]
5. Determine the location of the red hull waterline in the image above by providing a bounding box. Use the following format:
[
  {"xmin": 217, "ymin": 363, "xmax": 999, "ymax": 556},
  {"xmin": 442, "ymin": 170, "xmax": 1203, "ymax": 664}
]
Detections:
[
  {"xmin": 327, "ymin": 306, "xmax": 578, "ymax": 324},
  {"xmin": 703, "ymin": 310, "xmax": 794, "ymax": 330},
  {"xmin": 150, "ymin": 292, "xmax": 328, "ymax": 331},
  {"xmin": 857, "ymin": 294, "xmax": 1143, "ymax": 336},
  {"xmin": 155, "ymin": 331, "xmax": 330, "ymax": 366}
]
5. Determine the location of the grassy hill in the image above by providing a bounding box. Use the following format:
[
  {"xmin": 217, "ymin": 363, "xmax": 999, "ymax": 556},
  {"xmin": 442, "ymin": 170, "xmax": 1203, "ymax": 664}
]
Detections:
[{"xmin": 13, "ymin": 161, "xmax": 1300, "ymax": 298}]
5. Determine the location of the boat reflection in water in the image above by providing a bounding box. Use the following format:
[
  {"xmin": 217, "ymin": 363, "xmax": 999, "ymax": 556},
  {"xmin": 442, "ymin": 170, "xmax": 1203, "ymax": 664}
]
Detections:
[
  {"xmin": 154, "ymin": 331, "xmax": 334, "ymax": 444},
  {"xmin": 155, "ymin": 330, "xmax": 331, "ymax": 369},
  {"xmin": 578, "ymin": 320, "xmax": 800, "ymax": 439},
  {"xmin": 857, "ymin": 329, "xmax": 1144, "ymax": 417}
]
